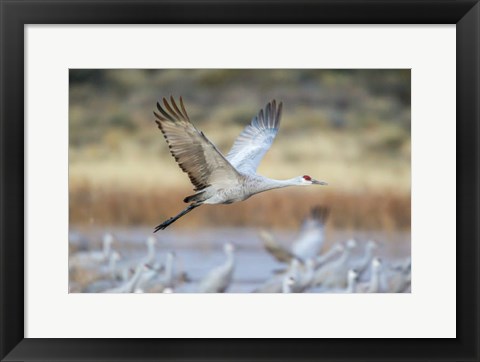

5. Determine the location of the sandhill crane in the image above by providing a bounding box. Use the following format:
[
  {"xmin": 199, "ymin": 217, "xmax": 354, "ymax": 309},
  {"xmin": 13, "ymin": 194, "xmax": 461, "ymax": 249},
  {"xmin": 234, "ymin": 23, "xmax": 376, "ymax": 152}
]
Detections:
[
  {"xmin": 346, "ymin": 269, "xmax": 358, "ymax": 293},
  {"xmin": 356, "ymin": 258, "xmax": 384, "ymax": 293},
  {"xmin": 143, "ymin": 236, "xmax": 158, "ymax": 265},
  {"xmin": 82, "ymin": 251, "xmax": 123, "ymax": 292},
  {"xmin": 384, "ymin": 258, "xmax": 411, "ymax": 293},
  {"xmin": 258, "ymin": 229, "xmax": 296, "ymax": 264},
  {"xmin": 349, "ymin": 240, "xmax": 378, "ymax": 280},
  {"xmin": 291, "ymin": 206, "xmax": 329, "ymax": 261},
  {"xmin": 282, "ymin": 276, "xmax": 296, "ymax": 293},
  {"xmin": 314, "ymin": 242, "xmax": 344, "ymax": 269},
  {"xmin": 353, "ymin": 257, "xmax": 410, "ymax": 293},
  {"xmin": 312, "ymin": 239, "xmax": 357, "ymax": 289},
  {"xmin": 290, "ymin": 258, "xmax": 316, "ymax": 293},
  {"xmin": 259, "ymin": 206, "xmax": 329, "ymax": 263},
  {"xmin": 114, "ymin": 236, "xmax": 159, "ymax": 281},
  {"xmin": 199, "ymin": 243, "xmax": 235, "ymax": 293},
  {"xmin": 254, "ymin": 258, "xmax": 302, "ymax": 293},
  {"xmin": 103, "ymin": 263, "xmax": 149, "ymax": 293},
  {"xmin": 153, "ymin": 97, "xmax": 327, "ymax": 231},
  {"xmin": 140, "ymin": 252, "xmax": 176, "ymax": 293},
  {"xmin": 69, "ymin": 233, "xmax": 115, "ymax": 269}
]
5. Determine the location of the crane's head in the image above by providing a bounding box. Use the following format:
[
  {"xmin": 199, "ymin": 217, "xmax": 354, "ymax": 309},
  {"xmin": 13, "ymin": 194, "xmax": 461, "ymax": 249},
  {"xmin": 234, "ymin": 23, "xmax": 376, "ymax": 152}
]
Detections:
[
  {"xmin": 147, "ymin": 236, "xmax": 157, "ymax": 246},
  {"xmin": 103, "ymin": 233, "xmax": 115, "ymax": 245},
  {"xmin": 346, "ymin": 239, "xmax": 357, "ymax": 249},
  {"xmin": 372, "ymin": 257, "xmax": 382, "ymax": 271},
  {"xmin": 111, "ymin": 251, "xmax": 121, "ymax": 261},
  {"xmin": 284, "ymin": 275, "xmax": 296, "ymax": 287},
  {"xmin": 366, "ymin": 240, "xmax": 378, "ymax": 251},
  {"xmin": 224, "ymin": 243, "xmax": 235, "ymax": 254},
  {"xmin": 298, "ymin": 175, "xmax": 328, "ymax": 186},
  {"xmin": 333, "ymin": 243, "xmax": 345, "ymax": 253},
  {"xmin": 347, "ymin": 269, "xmax": 358, "ymax": 282}
]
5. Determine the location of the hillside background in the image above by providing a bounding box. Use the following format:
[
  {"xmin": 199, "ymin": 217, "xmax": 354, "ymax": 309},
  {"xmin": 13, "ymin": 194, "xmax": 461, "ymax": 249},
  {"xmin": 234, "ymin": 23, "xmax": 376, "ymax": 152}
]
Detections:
[{"xmin": 69, "ymin": 69, "xmax": 411, "ymax": 232}]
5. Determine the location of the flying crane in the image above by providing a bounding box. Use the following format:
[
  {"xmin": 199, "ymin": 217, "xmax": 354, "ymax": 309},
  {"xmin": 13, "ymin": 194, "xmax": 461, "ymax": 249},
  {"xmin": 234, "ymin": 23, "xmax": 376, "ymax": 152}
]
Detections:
[{"xmin": 153, "ymin": 97, "xmax": 327, "ymax": 231}]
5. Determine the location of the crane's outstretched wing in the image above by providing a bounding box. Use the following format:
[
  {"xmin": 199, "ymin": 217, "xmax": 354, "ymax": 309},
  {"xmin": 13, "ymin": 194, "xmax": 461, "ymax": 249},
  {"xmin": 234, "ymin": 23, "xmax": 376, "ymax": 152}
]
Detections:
[
  {"xmin": 226, "ymin": 100, "xmax": 283, "ymax": 174},
  {"xmin": 297, "ymin": 206, "xmax": 329, "ymax": 237},
  {"xmin": 259, "ymin": 230, "xmax": 296, "ymax": 263},
  {"xmin": 154, "ymin": 97, "xmax": 241, "ymax": 191},
  {"xmin": 291, "ymin": 206, "xmax": 328, "ymax": 260}
]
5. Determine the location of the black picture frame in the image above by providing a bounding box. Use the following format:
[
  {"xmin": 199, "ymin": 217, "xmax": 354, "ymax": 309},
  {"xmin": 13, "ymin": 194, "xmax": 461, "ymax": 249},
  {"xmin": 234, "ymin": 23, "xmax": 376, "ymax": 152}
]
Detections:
[{"xmin": 1, "ymin": 1, "xmax": 479, "ymax": 361}]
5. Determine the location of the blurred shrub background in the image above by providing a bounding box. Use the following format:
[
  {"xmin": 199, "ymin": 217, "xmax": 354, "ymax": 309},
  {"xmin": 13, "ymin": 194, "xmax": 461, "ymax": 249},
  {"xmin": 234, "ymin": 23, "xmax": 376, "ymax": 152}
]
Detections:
[{"xmin": 69, "ymin": 69, "xmax": 410, "ymax": 232}]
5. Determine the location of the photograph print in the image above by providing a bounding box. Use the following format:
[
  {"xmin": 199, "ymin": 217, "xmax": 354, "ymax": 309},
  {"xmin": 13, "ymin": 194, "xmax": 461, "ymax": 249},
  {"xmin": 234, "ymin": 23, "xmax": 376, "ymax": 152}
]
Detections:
[{"xmin": 69, "ymin": 69, "xmax": 411, "ymax": 293}]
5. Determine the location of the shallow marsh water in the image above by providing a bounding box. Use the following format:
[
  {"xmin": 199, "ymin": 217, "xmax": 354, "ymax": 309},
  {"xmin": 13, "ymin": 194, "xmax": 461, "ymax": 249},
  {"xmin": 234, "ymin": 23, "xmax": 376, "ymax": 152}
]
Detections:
[{"xmin": 69, "ymin": 227, "xmax": 411, "ymax": 293}]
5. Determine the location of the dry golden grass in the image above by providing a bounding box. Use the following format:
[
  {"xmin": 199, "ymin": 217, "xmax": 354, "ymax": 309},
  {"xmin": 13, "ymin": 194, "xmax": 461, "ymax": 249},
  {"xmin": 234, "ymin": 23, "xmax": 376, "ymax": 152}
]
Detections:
[
  {"xmin": 69, "ymin": 124, "xmax": 411, "ymax": 193},
  {"xmin": 69, "ymin": 70, "xmax": 411, "ymax": 232},
  {"xmin": 69, "ymin": 181, "xmax": 410, "ymax": 231}
]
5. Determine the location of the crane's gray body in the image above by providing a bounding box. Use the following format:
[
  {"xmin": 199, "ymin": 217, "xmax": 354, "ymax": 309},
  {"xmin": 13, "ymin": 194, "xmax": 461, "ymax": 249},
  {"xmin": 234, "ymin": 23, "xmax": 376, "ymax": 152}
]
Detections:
[{"xmin": 198, "ymin": 174, "xmax": 293, "ymax": 204}]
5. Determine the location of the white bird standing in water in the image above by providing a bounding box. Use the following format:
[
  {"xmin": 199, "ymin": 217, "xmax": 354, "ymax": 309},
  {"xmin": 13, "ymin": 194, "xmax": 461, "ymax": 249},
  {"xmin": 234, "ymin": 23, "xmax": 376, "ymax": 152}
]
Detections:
[
  {"xmin": 356, "ymin": 258, "xmax": 384, "ymax": 293},
  {"xmin": 282, "ymin": 276, "xmax": 296, "ymax": 294},
  {"xmin": 139, "ymin": 252, "xmax": 176, "ymax": 293},
  {"xmin": 153, "ymin": 97, "xmax": 328, "ymax": 231},
  {"xmin": 349, "ymin": 240, "xmax": 378, "ymax": 280},
  {"xmin": 103, "ymin": 264, "xmax": 149, "ymax": 293},
  {"xmin": 69, "ymin": 233, "xmax": 115, "ymax": 269},
  {"xmin": 345, "ymin": 269, "xmax": 358, "ymax": 293},
  {"xmin": 199, "ymin": 243, "xmax": 235, "ymax": 293},
  {"xmin": 312, "ymin": 239, "xmax": 357, "ymax": 289}
]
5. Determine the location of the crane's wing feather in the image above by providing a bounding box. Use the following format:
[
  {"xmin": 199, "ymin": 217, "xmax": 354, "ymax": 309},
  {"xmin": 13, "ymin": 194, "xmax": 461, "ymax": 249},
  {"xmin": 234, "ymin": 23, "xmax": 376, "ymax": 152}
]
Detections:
[
  {"xmin": 298, "ymin": 206, "xmax": 329, "ymax": 234},
  {"xmin": 259, "ymin": 230, "xmax": 295, "ymax": 263},
  {"xmin": 154, "ymin": 97, "xmax": 241, "ymax": 192},
  {"xmin": 226, "ymin": 100, "xmax": 282, "ymax": 174}
]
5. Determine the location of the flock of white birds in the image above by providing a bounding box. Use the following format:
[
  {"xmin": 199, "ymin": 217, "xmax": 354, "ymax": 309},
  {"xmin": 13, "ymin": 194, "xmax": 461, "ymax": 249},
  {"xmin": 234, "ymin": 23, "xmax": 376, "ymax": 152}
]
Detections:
[{"xmin": 69, "ymin": 207, "xmax": 411, "ymax": 294}]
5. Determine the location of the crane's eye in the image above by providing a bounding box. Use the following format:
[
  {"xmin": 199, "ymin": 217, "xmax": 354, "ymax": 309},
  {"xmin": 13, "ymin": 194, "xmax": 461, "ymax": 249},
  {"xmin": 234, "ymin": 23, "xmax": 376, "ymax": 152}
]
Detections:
[{"xmin": 303, "ymin": 175, "xmax": 311, "ymax": 181}]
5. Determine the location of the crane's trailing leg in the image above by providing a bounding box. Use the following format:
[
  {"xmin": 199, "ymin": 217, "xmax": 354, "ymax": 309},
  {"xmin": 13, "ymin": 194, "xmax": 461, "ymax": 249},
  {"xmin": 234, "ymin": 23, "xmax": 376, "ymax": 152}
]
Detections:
[{"xmin": 154, "ymin": 204, "xmax": 201, "ymax": 232}]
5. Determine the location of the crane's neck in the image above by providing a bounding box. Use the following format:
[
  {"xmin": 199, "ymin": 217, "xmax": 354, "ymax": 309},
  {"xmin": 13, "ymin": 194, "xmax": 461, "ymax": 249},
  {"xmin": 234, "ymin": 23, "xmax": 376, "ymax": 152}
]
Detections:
[
  {"xmin": 225, "ymin": 250, "xmax": 235, "ymax": 270},
  {"xmin": 358, "ymin": 246, "xmax": 374, "ymax": 272},
  {"xmin": 282, "ymin": 278, "xmax": 292, "ymax": 293},
  {"xmin": 317, "ymin": 245, "xmax": 341, "ymax": 266},
  {"xmin": 252, "ymin": 176, "xmax": 301, "ymax": 194},
  {"xmin": 364, "ymin": 246, "xmax": 375, "ymax": 262},
  {"xmin": 336, "ymin": 247, "xmax": 352, "ymax": 266},
  {"xmin": 103, "ymin": 241, "xmax": 111, "ymax": 258},
  {"xmin": 370, "ymin": 266, "xmax": 381, "ymax": 293},
  {"xmin": 346, "ymin": 274, "xmax": 357, "ymax": 293},
  {"xmin": 109, "ymin": 256, "xmax": 118, "ymax": 278},
  {"xmin": 145, "ymin": 242, "xmax": 156, "ymax": 264},
  {"xmin": 164, "ymin": 255, "xmax": 175, "ymax": 284},
  {"xmin": 301, "ymin": 262, "xmax": 315, "ymax": 287},
  {"xmin": 128, "ymin": 265, "xmax": 145, "ymax": 292}
]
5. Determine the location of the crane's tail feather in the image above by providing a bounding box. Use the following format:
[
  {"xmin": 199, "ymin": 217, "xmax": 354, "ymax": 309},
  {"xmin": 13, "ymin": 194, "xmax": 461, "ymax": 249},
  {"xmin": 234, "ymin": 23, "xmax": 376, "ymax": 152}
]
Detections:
[{"xmin": 154, "ymin": 204, "xmax": 200, "ymax": 232}]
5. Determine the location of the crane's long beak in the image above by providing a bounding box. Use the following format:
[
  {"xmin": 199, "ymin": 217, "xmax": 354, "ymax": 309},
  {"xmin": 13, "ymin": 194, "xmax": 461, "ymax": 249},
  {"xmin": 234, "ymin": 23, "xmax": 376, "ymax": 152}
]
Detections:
[{"xmin": 312, "ymin": 179, "xmax": 328, "ymax": 185}]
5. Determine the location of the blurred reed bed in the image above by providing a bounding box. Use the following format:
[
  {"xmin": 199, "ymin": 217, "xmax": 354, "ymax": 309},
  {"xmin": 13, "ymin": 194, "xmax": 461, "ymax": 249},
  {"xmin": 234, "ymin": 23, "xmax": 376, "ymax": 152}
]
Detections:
[{"xmin": 69, "ymin": 181, "xmax": 410, "ymax": 231}]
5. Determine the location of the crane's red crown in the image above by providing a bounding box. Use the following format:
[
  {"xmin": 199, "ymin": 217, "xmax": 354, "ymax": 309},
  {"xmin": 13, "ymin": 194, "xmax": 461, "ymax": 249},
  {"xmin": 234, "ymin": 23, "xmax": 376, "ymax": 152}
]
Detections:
[{"xmin": 303, "ymin": 175, "xmax": 312, "ymax": 181}]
